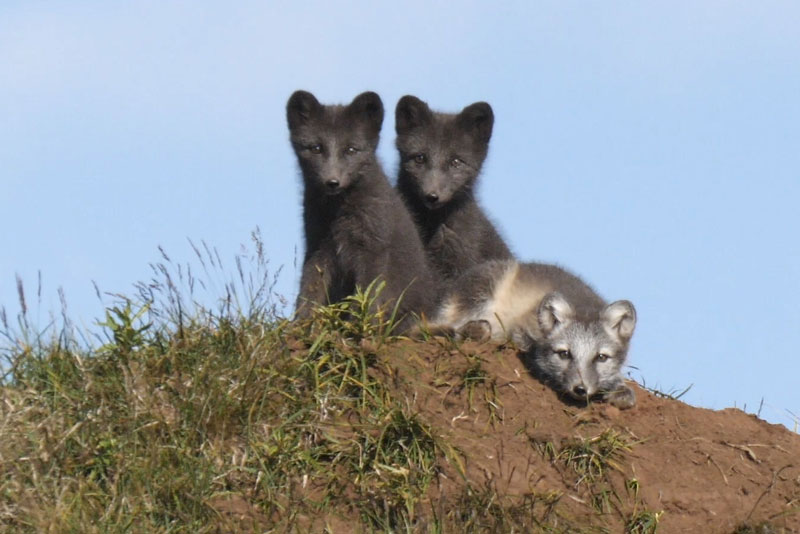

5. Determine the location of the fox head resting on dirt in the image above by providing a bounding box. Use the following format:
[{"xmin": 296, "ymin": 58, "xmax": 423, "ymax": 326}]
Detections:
[
  {"xmin": 395, "ymin": 95, "xmax": 494, "ymax": 210},
  {"xmin": 518, "ymin": 293, "xmax": 637, "ymax": 408},
  {"xmin": 424, "ymin": 260, "xmax": 637, "ymax": 408},
  {"xmin": 287, "ymin": 90, "xmax": 384, "ymax": 195}
]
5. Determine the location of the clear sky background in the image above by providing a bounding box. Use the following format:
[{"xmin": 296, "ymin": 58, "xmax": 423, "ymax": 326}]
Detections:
[{"xmin": 2, "ymin": 2, "xmax": 798, "ymax": 428}]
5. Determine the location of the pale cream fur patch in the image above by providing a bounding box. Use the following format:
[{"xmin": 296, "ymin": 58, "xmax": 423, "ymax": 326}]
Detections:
[
  {"xmin": 434, "ymin": 297, "xmax": 460, "ymax": 325},
  {"xmin": 485, "ymin": 262, "xmax": 548, "ymax": 340}
]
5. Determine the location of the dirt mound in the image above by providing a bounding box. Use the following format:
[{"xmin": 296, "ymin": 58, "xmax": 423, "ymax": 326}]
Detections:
[
  {"xmin": 4, "ymin": 310, "xmax": 795, "ymax": 533},
  {"xmin": 382, "ymin": 338, "xmax": 800, "ymax": 533}
]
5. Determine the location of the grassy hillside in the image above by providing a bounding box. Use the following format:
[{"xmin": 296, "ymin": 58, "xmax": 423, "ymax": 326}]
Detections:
[{"xmin": 1, "ymin": 249, "xmax": 798, "ymax": 533}]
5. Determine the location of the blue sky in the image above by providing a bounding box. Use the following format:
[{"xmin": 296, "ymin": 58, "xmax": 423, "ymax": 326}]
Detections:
[{"xmin": 2, "ymin": 1, "xmax": 799, "ymax": 428}]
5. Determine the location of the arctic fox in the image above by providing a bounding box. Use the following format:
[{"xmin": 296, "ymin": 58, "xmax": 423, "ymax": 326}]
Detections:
[
  {"xmin": 395, "ymin": 96, "xmax": 513, "ymax": 286},
  {"xmin": 287, "ymin": 90, "xmax": 435, "ymax": 330},
  {"xmin": 431, "ymin": 260, "xmax": 637, "ymax": 408}
]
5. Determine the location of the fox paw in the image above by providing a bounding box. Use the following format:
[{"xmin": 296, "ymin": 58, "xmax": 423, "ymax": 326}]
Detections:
[
  {"xmin": 606, "ymin": 385, "xmax": 636, "ymax": 410},
  {"xmin": 459, "ymin": 320, "xmax": 492, "ymax": 342}
]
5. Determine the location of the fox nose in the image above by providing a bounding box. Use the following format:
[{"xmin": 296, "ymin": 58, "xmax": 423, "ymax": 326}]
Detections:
[
  {"xmin": 424, "ymin": 192, "xmax": 439, "ymax": 204},
  {"xmin": 572, "ymin": 384, "xmax": 588, "ymax": 398},
  {"xmin": 325, "ymin": 179, "xmax": 340, "ymax": 191}
]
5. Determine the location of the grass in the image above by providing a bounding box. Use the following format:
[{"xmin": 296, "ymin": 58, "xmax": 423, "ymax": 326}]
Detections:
[
  {"xmin": 556, "ymin": 429, "xmax": 635, "ymax": 487},
  {"xmin": 458, "ymin": 355, "xmax": 502, "ymax": 424},
  {"xmin": 1, "ymin": 280, "xmax": 441, "ymax": 532},
  {"xmin": 629, "ymin": 372, "xmax": 693, "ymax": 401},
  {"xmin": 626, "ymin": 510, "xmax": 663, "ymax": 534},
  {"xmin": 428, "ymin": 485, "xmax": 579, "ymax": 534}
]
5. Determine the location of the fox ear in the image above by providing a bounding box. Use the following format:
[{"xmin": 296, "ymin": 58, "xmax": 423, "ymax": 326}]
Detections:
[
  {"xmin": 511, "ymin": 327, "xmax": 536, "ymax": 352},
  {"xmin": 457, "ymin": 101, "xmax": 494, "ymax": 144},
  {"xmin": 287, "ymin": 90, "xmax": 321, "ymax": 131},
  {"xmin": 602, "ymin": 300, "xmax": 637, "ymax": 341},
  {"xmin": 395, "ymin": 95, "xmax": 432, "ymax": 133},
  {"xmin": 348, "ymin": 91, "xmax": 384, "ymax": 136},
  {"xmin": 538, "ymin": 292, "xmax": 574, "ymax": 336}
]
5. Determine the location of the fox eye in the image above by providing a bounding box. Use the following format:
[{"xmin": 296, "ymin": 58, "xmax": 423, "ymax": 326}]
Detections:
[
  {"xmin": 413, "ymin": 153, "xmax": 427, "ymax": 164},
  {"xmin": 309, "ymin": 144, "xmax": 322, "ymax": 154},
  {"xmin": 595, "ymin": 353, "xmax": 610, "ymax": 363},
  {"xmin": 344, "ymin": 146, "xmax": 358, "ymax": 156},
  {"xmin": 556, "ymin": 350, "xmax": 571, "ymax": 360},
  {"xmin": 450, "ymin": 157, "xmax": 463, "ymax": 168}
]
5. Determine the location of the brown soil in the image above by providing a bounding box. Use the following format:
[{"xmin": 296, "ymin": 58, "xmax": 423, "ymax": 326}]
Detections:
[{"xmin": 381, "ymin": 338, "xmax": 800, "ymax": 533}]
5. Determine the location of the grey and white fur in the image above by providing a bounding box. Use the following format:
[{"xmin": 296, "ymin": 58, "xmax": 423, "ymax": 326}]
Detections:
[
  {"xmin": 395, "ymin": 96, "xmax": 513, "ymax": 287},
  {"xmin": 431, "ymin": 259, "xmax": 637, "ymax": 409},
  {"xmin": 287, "ymin": 90, "xmax": 435, "ymax": 331}
]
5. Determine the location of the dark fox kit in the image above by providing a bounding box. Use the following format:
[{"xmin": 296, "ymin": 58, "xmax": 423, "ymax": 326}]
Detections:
[
  {"xmin": 395, "ymin": 95, "xmax": 513, "ymax": 285},
  {"xmin": 287, "ymin": 90, "xmax": 434, "ymax": 330}
]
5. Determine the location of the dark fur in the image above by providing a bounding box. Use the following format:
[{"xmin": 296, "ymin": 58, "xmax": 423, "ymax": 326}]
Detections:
[
  {"xmin": 395, "ymin": 95, "xmax": 513, "ymax": 286},
  {"xmin": 287, "ymin": 90, "xmax": 435, "ymax": 331}
]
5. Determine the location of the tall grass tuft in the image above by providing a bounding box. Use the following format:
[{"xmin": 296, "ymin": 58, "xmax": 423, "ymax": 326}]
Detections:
[{"xmin": 0, "ymin": 233, "xmax": 459, "ymax": 532}]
